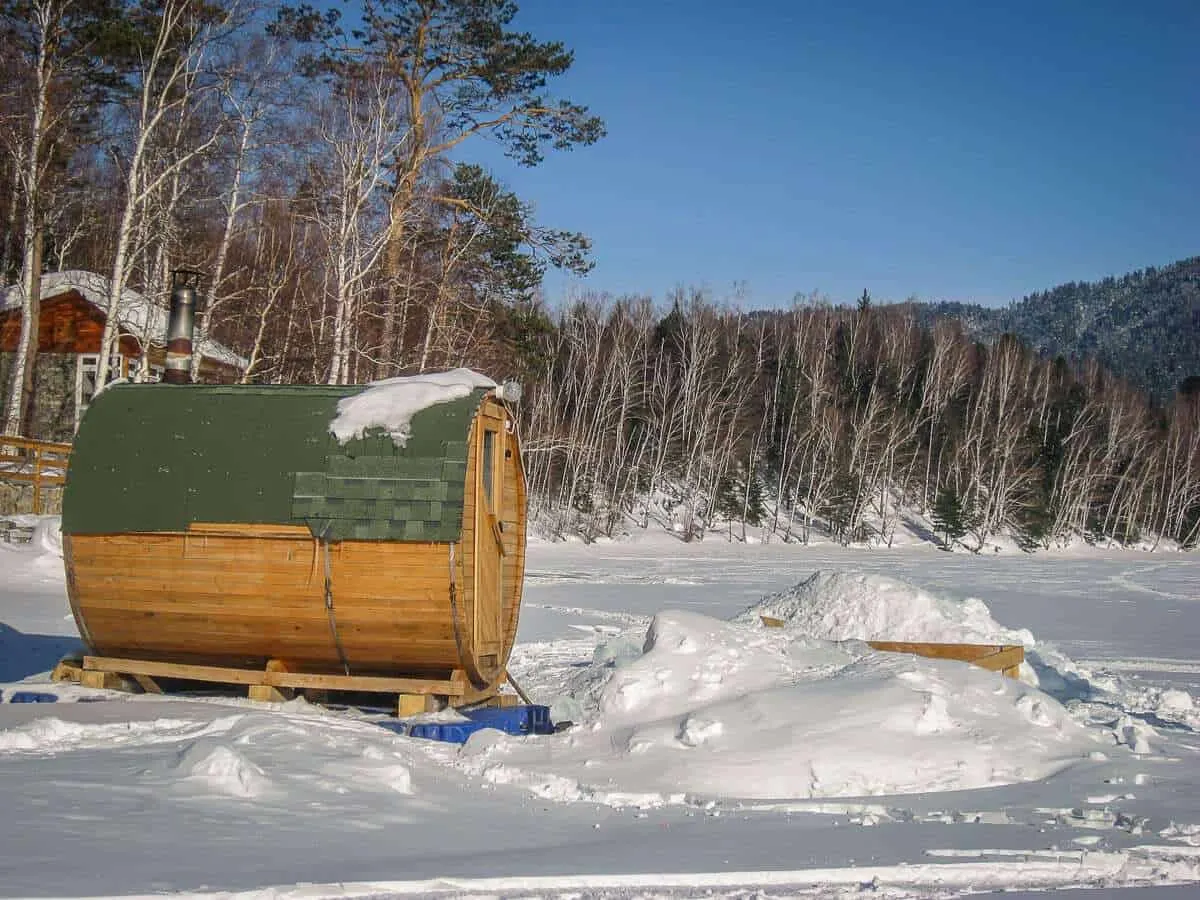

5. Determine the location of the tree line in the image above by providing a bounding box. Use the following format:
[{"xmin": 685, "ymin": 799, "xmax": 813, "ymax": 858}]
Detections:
[
  {"xmin": 1, "ymin": 0, "xmax": 601, "ymax": 429},
  {"xmin": 2, "ymin": 0, "xmax": 1196, "ymax": 548},
  {"xmin": 519, "ymin": 293, "xmax": 1200, "ymax": 549}
]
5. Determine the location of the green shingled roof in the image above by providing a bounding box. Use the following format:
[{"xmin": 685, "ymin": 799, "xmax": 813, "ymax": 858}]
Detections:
[{"xmin": 62, "ymin": 383, "xmax": 490, "ymax": 541}]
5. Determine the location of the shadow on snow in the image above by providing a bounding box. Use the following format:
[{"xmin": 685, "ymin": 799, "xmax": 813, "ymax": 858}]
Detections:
[{"xmin": 0, "ymin": 622, "xmax": 83, "ymax": 683}]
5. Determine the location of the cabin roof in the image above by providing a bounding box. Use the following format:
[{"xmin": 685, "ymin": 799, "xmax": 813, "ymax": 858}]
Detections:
[
  {"xmin": 0, "ymin": 270, "xmax": 246, "ymax": 370},
  {"xmin": 62, "ymin": 382, "xmax": 495, "ymax": 541}
]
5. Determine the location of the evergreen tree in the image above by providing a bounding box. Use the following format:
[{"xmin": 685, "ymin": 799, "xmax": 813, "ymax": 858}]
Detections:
[{"xmin": 931, "ymin": 486, "xmax": 969, "ymax": 549}]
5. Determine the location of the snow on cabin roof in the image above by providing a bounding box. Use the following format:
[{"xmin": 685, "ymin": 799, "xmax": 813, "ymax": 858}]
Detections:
[
  {"xmin": 0, "ymin": 270, "xmax": 246, "ymax": 370},
  {"xmin": 330, "ymin": 368, "xmax": 498, "ymax": 447}
]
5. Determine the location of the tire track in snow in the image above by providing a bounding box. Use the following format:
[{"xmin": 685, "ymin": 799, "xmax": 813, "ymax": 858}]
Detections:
[
  {"xmin": 1075, "ymin": 657, "xmax": 1200, "ymax": 675},
  {"xmin": 1107, "ymin": 564, "xmax": 1200, "ymax": 604},
  {"xmin": 523, "ymin": 602, "xmax": 652, "ymax": 627},
  {"xmin": 53, "ymin": 846, "xmax": 1200, "ymax": 898}
]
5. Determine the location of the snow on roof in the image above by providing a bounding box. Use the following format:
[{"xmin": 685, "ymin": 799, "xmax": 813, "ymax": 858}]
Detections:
[
  {"xmin": 329, "ymin": 368, "xmax": 497, "ymax": 446},
  {"xmin": 0, "ymin": 270, "xmax": 246, "ymax": 370}
]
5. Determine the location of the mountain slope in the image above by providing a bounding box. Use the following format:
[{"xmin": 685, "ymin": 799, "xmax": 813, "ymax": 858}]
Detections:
[{"xmin": 920, "ymin": 256, "xmax": 1200, "ymax": 402}]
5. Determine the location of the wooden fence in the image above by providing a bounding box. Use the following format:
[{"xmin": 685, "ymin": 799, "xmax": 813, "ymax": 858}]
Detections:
[{"xmin": 0, "ymin": 436, "xmax": 72, "ymax": 514}]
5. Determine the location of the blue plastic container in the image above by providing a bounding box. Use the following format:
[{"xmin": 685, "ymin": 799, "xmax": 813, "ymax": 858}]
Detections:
[
  {"xmin": 9, "ymin": 691, "xmax": 58, "ymax": 704},
  {"xmin": 405, "ymin": 705, "xmax": 554, "ymax": 743}
]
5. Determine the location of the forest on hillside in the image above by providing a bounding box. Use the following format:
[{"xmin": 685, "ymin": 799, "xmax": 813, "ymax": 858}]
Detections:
[
  {"xmin": 917, "ymin": 257, "xmax": 1200, "ymax": 404},
  {"xmin": 2, "ymin": 0, "xmax": 1197, "ymax": 547},
  {"xmin": 523, "ymin": 294, "xmax": 1199, "ymax": 549}
]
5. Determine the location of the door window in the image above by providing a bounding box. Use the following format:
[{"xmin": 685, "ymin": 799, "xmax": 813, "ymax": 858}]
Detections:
[{"xmin": 482, "ymin": 429, "xmax": 496, "ymax": 512}]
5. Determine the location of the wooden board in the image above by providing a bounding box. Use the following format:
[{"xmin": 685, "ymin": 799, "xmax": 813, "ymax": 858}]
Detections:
[
  {"xmin": 81, "ymin": 655, "xmax": 470, "ymax": 696},
  {"xmin": 758, "ymin": 617, "xmax": 1024, "ymax": 679},
  {"xmin": 865, "ymin": 640, "xmax": 1025, "ymax": 670}
]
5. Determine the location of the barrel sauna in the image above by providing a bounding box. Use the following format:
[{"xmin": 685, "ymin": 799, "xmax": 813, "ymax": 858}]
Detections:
[{"xmin": 61, "ymin": 375, "xmax": 526, "ymax": 695}]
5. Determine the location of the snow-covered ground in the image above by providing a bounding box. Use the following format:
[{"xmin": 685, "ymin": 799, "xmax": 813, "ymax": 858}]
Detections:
[{"xmin": 2, "ymin": 521, "xmax": 1198, "ymax": 898}]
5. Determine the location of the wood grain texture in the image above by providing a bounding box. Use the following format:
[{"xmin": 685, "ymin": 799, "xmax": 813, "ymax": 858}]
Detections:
[{"xmin": 81, "ymin": 655, "xmax": 468, "ymax": 695}]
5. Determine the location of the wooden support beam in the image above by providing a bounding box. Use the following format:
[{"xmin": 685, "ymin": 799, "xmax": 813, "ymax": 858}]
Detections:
[
  {"xmin": 84, "ymin": 656, "xmax": 262, "ymax": 685},
  {"xmin": 248, "ymin": 684, "xmax": 293, "ymax": 703},
  {"xmin": 397, "ymin": 693, "xmax": 441, "ymax": 716},
  {"xmin": 81, "ymin": 655, "xmax": 469, "ymax": 697},
  {"xmin": 265, "ymin": 670, "xmax": 466, "ymax": 696},
  {"xmin": 132, "ymin": 674, "xmax": 163, "ymax": 694},
  {"xmin": 79, "ymin": 670, "xmax": 133, "ymax": 691},
  {"xmin": 51, "ymin": 658, "xmax": 83, "ymax": 682},
  {"xmin": 476, "ymin": 692, "xmax": 520, "ymax": 709}
]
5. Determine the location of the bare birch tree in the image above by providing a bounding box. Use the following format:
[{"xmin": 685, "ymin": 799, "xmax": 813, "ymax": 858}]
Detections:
[{"xmin": 94, "ymin": 0, "xmax": 237, "ymax": 389}]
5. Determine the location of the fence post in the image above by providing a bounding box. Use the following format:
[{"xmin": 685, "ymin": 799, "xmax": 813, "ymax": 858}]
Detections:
[{"xmin": 33, "ymin": 445, "xmax": 43, "ymax": 515}]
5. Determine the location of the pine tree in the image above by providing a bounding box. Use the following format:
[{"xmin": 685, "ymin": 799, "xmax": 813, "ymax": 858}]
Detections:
[{"xmin": 932, "ymin": 486, "xmax": 968, "ymax": 549}]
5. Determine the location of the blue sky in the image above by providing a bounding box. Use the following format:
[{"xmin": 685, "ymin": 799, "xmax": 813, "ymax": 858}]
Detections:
[{"xmin": 469, "ymin": 0, "xmax": 1199, "ymax": 308}]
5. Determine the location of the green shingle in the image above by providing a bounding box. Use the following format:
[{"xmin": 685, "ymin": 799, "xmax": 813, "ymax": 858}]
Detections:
[
  {"xmin": 293, "ymin": 472, "xmax": 327, "ymax": 496},
  {"xmin": 63, "ymin": 382, "xmax": 488, "ymax": 542}
]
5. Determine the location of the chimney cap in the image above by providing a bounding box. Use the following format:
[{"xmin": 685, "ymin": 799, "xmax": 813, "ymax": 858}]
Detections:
[{"xmin": 170, "ymin": 268, "xmax": 206, "ymax": 290}]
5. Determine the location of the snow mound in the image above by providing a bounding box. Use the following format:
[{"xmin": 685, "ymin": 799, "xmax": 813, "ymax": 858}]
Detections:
[
  {"xmin": 735, "ymin": 570, "xmax": 1035, "ymax": 646},
  {"xmin": 458, "ymin": 610, "xmax": 1101, "ymax": 804},
  {"xmin": 0, "ymin": 716, "xmax": 206, "ymax": 753},
  {"xmin": 172, "ymin": 742, "xmax": 271, "ymax": 799},
  {"xmin": 329, "ymin": 368, "xmax": 496, "ymax": 446},
  {"xmin": 600, "ymin": 611, "xmax": 849, "ymax": 726}
]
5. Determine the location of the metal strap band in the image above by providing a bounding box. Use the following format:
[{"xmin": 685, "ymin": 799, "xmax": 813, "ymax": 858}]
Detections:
[{"xmin": 321, "ymin": 535, "xmax": 351, "ymax": 676}]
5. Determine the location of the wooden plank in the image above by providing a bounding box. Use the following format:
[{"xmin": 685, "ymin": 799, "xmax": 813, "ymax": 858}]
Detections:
[
  {"xmin": 73, "ymin": 564, "xmax": 453, "ymax": 598},
  {"xmin": 188, "ymin": 522, "xmax": 313, "ymax": 537},
  {"xmin": 973, "ymin": 645, "xmax": 1025, "ymax": 675},
  {"xmin": 78, "ymin": 615, "xmax": 459, "ymax": 653},
  {"xmin": 76, "ymin": 596, "xmax": 457, "ymax": 627},
  {"xmin": 81, "ymin": 655, "xmax": 468, "ymax": 696},
  {"xmin": 132, "ymin": 674, "xmax": 163, "ymax": 694},
  {"xmin": 266, "ymin": 670, "xmax": 466, "ymax": 696},
  {"xmin": 866, "ymin": 640, "xmax": 1004, "ymax": 661},
  {"xmin": 79, "ymin": 669, "xmax": 134, "ymax": 691},
  {"xmin": 51, "ymin": 658, "xmax": 84, "ymax": 683},
  {"xmin": 248, "ymin": 684, "xmax": 292, "ymax": 703},
  {"xmin": 397, "ymin": 693, "xmax": 440, "ymax": 716},
  {"xmin": 755, "ymin": 621, "xmax": 1025, "ymax": 679},
  {"xmin": 84, "ymin": 656, "xmax": 265, "ymax": 685},
  {"xmin": 475, "ymin": 692, "xmax": 520, "ymax": 709}
]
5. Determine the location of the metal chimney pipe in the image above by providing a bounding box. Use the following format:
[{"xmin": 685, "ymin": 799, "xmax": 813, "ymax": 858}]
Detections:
[{"xmin": 165, "ymin": 270, "xmax": 202, "ymax": 384}]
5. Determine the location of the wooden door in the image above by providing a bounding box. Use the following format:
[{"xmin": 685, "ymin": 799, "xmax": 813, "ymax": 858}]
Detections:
[{"xmin": 473, "ymin": 406, "xmax": 505, "ymax": 662}]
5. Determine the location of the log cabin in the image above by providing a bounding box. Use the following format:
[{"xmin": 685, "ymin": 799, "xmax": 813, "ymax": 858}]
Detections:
[{"xmin": 0, "ymin": 271, "xmax": 243, "ymax": 439}]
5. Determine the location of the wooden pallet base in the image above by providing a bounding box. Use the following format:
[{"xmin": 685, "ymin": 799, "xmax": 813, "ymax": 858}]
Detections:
[{"xmin": 52, "ymin": 655, "xmax": 504, "ymax": 715}]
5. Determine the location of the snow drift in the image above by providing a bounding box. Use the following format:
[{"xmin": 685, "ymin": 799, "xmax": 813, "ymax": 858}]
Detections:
[
  {"xmin": 459, "ymin": 576, "xmax": 1105, "ymax": 804},
  {"xmin": 733, "ymin": 569, "xmax": 1035, "ymax": 646}
]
